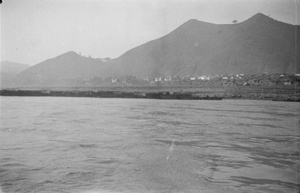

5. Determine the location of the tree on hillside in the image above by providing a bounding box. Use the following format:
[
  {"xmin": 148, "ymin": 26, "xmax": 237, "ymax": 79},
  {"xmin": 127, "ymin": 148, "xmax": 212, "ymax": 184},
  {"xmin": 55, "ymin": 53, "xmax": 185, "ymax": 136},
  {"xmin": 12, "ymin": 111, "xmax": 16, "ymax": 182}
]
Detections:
[{"xmin": 232, "ymin": 20, "xmax": 238, "ymax": 24}]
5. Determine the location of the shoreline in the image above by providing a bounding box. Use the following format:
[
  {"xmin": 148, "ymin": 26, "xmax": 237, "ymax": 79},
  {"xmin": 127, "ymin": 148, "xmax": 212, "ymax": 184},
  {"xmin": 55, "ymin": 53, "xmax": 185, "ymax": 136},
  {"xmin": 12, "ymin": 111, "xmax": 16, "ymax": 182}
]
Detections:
[
  {"xmin": 0, "ymin": 89, "xmax": 223, "ymax": 100},
  {"xmin": 1, "ymin": 86, "xmax": 299, "ymax": 102}
]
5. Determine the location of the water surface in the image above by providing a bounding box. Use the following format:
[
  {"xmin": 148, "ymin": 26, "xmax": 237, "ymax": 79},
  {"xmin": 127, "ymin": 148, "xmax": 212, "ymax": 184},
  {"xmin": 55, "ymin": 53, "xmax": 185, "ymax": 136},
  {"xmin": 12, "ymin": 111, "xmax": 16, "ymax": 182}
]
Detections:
[{"xmin": 0, "ymin": 97, "xmax": 299, "ymax": 193}]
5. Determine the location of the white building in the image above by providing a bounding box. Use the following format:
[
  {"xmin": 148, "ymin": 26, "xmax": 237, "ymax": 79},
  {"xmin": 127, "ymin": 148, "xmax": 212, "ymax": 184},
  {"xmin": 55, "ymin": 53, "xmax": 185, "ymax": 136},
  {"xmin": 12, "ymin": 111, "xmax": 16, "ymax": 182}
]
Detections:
[
  {"xmin": 164, "ymin": 76, "xmax": 172, "ymax": 81},
  {"xmin": 198, "ymin": 76, "xmax": 209, "ymax": 80},
  {"xmin": 155, "ymin": 77, "xmax": 162, "ymax": 82}
]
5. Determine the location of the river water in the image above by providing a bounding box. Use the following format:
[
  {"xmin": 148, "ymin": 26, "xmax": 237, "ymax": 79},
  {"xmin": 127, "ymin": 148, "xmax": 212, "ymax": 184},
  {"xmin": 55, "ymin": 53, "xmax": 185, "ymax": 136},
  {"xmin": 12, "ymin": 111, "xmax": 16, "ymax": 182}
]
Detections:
[{"xmin": 0, "ymin": 97, "xmax": 299, "ymax": 193}]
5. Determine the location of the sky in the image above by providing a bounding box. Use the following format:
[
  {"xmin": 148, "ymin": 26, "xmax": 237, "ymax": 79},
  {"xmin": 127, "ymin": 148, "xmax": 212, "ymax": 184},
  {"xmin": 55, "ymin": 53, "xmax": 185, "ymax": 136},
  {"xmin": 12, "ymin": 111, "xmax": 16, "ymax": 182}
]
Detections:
[{"xmin": 1, "ymin": 0, "xmax": 299, "ymax": 65}]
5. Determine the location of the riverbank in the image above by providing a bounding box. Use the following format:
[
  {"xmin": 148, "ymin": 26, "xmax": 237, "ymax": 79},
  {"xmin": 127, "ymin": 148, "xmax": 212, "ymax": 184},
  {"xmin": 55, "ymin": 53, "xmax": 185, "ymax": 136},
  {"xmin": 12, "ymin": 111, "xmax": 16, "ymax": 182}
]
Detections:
[
  {"xmin": 1, "ymin": 85, "xmax": 299, "ymax": 101},
  {"xmin": 0, "ymin": 89, "xmax": 223, "ymax": 100}
]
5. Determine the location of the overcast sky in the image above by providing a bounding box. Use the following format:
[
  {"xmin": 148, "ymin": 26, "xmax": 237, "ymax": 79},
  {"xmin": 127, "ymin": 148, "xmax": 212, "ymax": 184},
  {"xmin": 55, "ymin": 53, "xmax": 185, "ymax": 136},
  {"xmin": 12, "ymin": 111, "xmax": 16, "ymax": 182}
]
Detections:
[{"xmin": 1, "ymin": 0, "xmax": 299, "ymax": 65}]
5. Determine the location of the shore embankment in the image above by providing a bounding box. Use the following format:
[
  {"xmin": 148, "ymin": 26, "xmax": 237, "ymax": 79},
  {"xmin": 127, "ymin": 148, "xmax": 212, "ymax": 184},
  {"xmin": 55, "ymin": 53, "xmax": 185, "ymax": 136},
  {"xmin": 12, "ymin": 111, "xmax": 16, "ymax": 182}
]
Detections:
[
  {"xmin": 0, "ymin": 89, "xmax": 222, "ymax": 100},
  {"xmin": 0, "ymin": 85, "xmax": 299, "ymax": 101}
]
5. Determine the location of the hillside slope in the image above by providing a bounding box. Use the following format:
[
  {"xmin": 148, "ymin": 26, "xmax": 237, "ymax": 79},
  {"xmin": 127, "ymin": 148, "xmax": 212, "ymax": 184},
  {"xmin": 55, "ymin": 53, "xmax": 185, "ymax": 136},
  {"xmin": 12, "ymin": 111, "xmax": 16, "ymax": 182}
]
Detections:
[
  {"xmin": 0, "ymin": 61, "xmax": 30, "ymax": 87},
  {"xmin": 111, "ymin": 13, "xmax": 300, "ymax": 77},
  {"xmin": 13, "ymin": 51, "xmax": 113, "ymax": 86}
]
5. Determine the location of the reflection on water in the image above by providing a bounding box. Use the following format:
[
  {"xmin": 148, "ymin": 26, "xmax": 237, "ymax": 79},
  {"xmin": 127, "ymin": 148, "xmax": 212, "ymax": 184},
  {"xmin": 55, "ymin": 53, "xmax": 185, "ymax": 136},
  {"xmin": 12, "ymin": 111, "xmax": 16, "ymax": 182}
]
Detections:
[{"xmin": 0, "ymin": 97, "xmax": 299, "ymax": 193}]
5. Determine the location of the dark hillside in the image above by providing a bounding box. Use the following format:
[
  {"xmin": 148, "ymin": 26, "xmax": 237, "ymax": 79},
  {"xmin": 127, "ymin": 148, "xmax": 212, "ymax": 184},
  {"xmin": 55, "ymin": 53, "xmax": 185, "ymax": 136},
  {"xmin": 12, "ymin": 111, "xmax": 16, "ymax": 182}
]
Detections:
[{"xmin": 112, "ymin": 13, "xmax": 299, "ymax": 77}]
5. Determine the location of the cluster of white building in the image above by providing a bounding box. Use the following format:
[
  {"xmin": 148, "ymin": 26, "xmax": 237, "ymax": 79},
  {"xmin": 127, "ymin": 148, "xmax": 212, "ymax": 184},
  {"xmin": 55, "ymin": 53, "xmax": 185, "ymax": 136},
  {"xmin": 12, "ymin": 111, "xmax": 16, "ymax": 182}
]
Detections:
[{"xmin": 107, "ymin": 73, "xmax": 299, "ymax": 85}]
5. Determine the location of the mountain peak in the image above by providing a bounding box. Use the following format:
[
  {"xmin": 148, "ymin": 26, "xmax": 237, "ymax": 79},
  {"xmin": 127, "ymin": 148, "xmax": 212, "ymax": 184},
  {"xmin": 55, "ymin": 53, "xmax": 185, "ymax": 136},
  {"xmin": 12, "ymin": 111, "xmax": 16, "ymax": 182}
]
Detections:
[
  {"xmin": 253, "ymin": 12, "xmax": 269, "ymax": 18},
  {"xmin": 186, "ymin": 19, "xmax": 199, "ymax": 23},
  {"xmin": 252, "ymin": 12, "xmax": 274, "ymax": 20},
  {"xmin": 183, "ymin": 18, "xmax": 214, "ymax": 26},
  {"xmin": 244, "ymin": 12, "xmax": 275, "ymax": 24},
  {"xmin": 173, "ymin": 18, "xmax": 214, "ymax": 34},
  {"xmin": 63, "ymin": 51, "xmax": 79, "ymax": 56},
  {"xmin": 54, "ymin": 51, "xmax": 80, "ymax": 60}
]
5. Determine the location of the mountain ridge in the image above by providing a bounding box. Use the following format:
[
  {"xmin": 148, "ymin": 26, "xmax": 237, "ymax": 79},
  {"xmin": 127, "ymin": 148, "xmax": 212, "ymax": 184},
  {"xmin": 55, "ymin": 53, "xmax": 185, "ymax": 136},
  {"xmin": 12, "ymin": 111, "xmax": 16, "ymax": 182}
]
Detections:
[
  {"xmin": 12, "ymin": 13, "xmax": 300, "ymax": 87},
  {"xmin": 111, "ymin": 13, "xmax": 299, "ymax": 77},
  {"xmin": 0, "ymin": 61, "xmax": 30, "ymax": 74},
  {"xmin": 0, "ymin": 61, "xmax": 30, "ymax": 87}
]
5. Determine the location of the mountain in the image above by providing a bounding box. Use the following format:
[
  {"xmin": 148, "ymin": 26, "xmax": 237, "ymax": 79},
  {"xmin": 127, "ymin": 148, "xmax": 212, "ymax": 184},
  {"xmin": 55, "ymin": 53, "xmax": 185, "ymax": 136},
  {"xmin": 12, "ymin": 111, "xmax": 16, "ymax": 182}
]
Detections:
[
  {"xmin": 13, "ymin": 51, "xmax": 113, "ymax": 87},
  {"xmin": 1, "ymin": 61, "xmax": 30, "ymax": 87},
  {"xmin": 12, "ymin": 13, "xmax": 300, "ymax": 87},
  {"xmin": 0, "ymin": 61, "xmax": 30, "ymax": 74},
  {"xmin": 111, "ymin": 13, "xmax": 299, "ymax": 77}
]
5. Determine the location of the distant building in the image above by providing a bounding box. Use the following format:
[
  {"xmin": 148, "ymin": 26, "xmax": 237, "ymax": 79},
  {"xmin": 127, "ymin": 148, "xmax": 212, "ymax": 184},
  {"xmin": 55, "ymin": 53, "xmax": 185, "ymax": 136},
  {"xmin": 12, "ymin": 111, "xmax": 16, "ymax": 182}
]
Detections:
[
  {"xmin": 164, "ymin": 76, "xmax": 172, "ymax": 81},
  {"xmin": 198, "ymin": 75, "xmax": 209, "ymax": 80},
  {"xmin": 41, "ymin": 90, "xmax": 51, "ymax": 94},
  {"xmin": 155, "ymin": 77, "xmax": 162, "ymax": 82},
  {"xmin": 284, "ymin": 81, "xmax": 292, "ymax": 85}
]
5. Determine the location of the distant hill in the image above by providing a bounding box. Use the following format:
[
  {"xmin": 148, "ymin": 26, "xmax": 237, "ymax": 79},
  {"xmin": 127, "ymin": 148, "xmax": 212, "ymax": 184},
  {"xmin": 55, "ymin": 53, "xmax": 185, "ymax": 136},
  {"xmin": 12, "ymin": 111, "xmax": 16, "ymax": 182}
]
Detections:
[
  {"xmin": 0, "ymin": 61, "xmax": 30, "ymax": 74},
  {"xmin": 111, "ymin": 13, "xmax": 300, "ymax": 77},
  {"xmin": 13, "ymin": 51, "xmax": 113, "ymax": 87},
  {"xmin": 12, "ymin": 13, "xmax": 300, "ymax": 87},
  {"xmin": 1, "ymin": 61, "xmax": 30, "ymax": 87}
]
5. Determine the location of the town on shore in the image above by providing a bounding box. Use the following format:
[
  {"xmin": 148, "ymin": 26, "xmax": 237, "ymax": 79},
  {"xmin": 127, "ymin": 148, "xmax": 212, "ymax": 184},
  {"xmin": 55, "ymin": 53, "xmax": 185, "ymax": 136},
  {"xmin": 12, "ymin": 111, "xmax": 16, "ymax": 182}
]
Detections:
[
  {"xmin": 83, "ymin": 73, "xmax": 300, "ymax": 87},
  {"xmin": 1, "ymin": 73, "xmax": 300, "ymax": 102}
]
